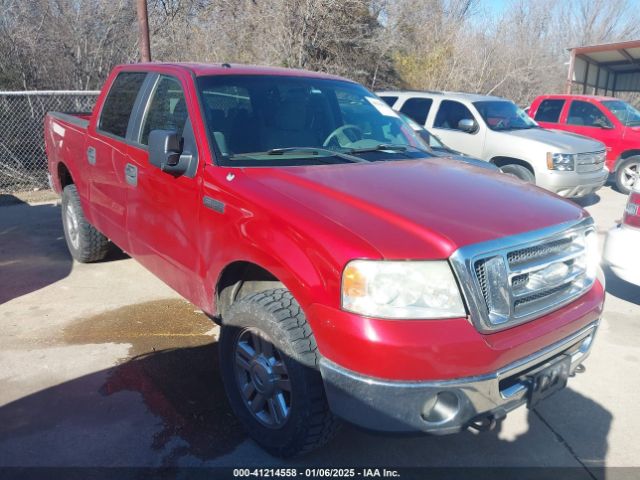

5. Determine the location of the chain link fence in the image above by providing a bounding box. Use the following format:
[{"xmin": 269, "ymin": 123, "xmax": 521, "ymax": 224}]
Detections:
[{"xmin": 0, "ymin": 91, "xmax": 99, "ymax": 193}]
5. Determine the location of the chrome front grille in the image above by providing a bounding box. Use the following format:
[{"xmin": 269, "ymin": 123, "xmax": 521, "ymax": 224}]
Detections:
[
  {"xmin": 450, "ymin": 218, "xmax": 597, "ymax": 333},
  {"xmin": 576, "ymin": 150, "xmax": 606, "ymax": 173},
  {"xmin": 507, "ymin": 237, "xmax": 573, "ymax": 265}
]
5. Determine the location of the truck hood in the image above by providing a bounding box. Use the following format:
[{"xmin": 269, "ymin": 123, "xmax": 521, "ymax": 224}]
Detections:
[
  {"xmin": 502, "ymin": 127, "xmax": 604, "ymax": 152},
  {"xmin": 245, "ymin": 157, "xmax": 587, "ymax": 259}
]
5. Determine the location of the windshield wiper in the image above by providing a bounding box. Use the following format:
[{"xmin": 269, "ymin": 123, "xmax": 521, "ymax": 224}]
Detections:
[
  {"xmin": 348, "ymin": 143, "xmax": 408, "ymax": 154},
  {"xmin": 231, "ymin": 147, "xmax": 368, "ymax": 163},
  {"xmin": 266, "ymin": 147, "xmax": 368, "ymax": 163},
  {"xmin": 495, "ymin": 125, "xmax": 537, "ymax": 131},
  {"xmin": 348, "ymin": 144, "xmax": 432, "ymax": 155}
]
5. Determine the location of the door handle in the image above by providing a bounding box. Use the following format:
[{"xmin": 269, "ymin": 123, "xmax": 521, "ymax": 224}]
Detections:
[
  {"xmin": 87, "ymin": 147, "xmax": 96, "ymax": 165},
  {"xmin": 124, "ymin": 163, "xmax": 138, "ymax": 186}
]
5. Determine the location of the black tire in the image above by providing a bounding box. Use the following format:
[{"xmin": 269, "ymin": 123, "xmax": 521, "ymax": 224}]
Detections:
[
  {"xmin": 615, "ymin": 156, "xmax": 640, "ymax": 195},
  {"xmin": 499, "ymin": 163, "xmax": 535, "ymax": 183},
  {"xmin": 61, "ymin": 184, "xmax": 109, "ymax": 263},
  {"xmin": 219, "ymin": 288, "xmax": 340, "ymax": 457}
]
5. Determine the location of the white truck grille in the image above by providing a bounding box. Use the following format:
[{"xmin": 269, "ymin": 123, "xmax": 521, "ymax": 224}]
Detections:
[
  {"xmin": 450, "ymin": 218, "xmax": 597, "ymax": 333},
  {"xmin": 576, "ymin": 150, "xmax": 606, "ymax": 173}
]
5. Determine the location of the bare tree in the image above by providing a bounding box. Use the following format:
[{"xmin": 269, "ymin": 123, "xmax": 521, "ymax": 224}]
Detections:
[
  {"xmin": 0, "ymin": 0, "xmax": 137, "ymax": 90},
  {"xmin": 2, "ymin": 0, "xmax": 640, "ymax": 107}
]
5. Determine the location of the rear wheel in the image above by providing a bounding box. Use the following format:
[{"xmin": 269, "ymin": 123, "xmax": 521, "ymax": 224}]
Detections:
[
  {"xmin": 219, "ymin": 289, "xmax": 340, "ymax": 457},
  {"xmin": 499, "ymin": 163, "xmax": 535, "ymax": 183},
  {"xmin": 61, "ymin": 184, "xmax": 109, "ymax": 263},
  {"xmin": 615, "ymin": 156, "xmax": 640, "ymax": 195}
]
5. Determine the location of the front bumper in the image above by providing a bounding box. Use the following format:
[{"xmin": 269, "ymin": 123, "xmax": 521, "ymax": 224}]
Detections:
[
  {"xmin": 320, "ymin": 321, "xmax": 598, "ymax": 434},
  {"xmin": 539, "ymin": 168, "xmax": 608, "ymax": 198},
  {"xmin": 603, "ymin": 223, "xmax": 640, "ymax": 286}
]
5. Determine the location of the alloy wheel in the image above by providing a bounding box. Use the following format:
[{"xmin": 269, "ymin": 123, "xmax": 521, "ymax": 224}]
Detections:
[
  {"xmin": 621, "ymin": 160, "xmax": 640, "ymax": 189},
  {"xmin": 234, "ymin": 328, "xmax": 292, "ymax": 428},
  {"xmin": 64, "ymin": 203, "xmax": 80, "ymax": 249}
]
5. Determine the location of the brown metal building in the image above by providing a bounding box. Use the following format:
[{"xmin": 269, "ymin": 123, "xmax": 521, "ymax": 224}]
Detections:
[{"xmin": 567, "ymin": 40, "xmax": 640, "ymax": 95}]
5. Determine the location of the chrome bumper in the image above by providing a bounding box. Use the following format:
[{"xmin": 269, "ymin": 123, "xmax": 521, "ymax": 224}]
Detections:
[{"xmin": 320, "ymin": 321, "xmax": 598, "ymax": 434}]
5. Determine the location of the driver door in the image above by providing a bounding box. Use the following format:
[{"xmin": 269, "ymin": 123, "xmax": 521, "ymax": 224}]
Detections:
[
  {"xmin": 431, "ymin": 100, "xmax": 486, "ymax": 158},
  {"xmin": 561, "ymin": 100, "xmax": 618, "ymax": 148}
]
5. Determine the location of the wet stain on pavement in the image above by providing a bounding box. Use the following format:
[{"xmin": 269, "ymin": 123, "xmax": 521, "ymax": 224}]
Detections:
[{"xmin": 63, "ymin": 299, "xmax": 245, "ymax": 464}]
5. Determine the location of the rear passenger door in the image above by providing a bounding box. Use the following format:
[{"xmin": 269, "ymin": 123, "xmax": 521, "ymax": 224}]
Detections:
[
  {"xmin": 431, "ymin": 100, "xmax": 485, "ymax": 158},
  {"xmin": 125, "ymin": 73, "xmax": 203, "ymax": 302},
  {"xmin": 87, "ymin": 71, "xmax": 147, "ymax": 251}
]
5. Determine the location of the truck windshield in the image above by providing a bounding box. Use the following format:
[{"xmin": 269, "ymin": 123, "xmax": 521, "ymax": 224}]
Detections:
[
  {"xmin": 474, "ymin": 101, "xmax": 538, "ymax": 131},
  {"xmin": 196, "ymin": 75, "xmax": 427, "ymax": 166},
  {"xmin": 601, "ymin": 100, "xmax": 640, "ymax": 126}
]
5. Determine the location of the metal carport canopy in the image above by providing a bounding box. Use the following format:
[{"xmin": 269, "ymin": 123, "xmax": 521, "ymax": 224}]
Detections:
[{"xmin": 566, "ymin": 39, "xmax": 640, "ymax": 95}]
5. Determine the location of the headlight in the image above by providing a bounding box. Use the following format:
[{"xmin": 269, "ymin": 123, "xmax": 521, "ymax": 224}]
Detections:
[
  {"xmin": 547, "ymin": 152, "xmax": 575, "ymax": 171},
  {"xmin": 341, "ymin": 260, "xmax": 466, "ymax": 319}
]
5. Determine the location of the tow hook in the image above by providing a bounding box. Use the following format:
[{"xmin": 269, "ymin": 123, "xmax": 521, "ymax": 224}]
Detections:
[
  {"xmin": 468, "ymin": 416, "xmax": 497, "ymax": 432},
  {"xmin": 468, "ymin": 408, "xmax": 507, "ymax": 432},
  {"xmin": 570, "ymin": 364, "xmax": 586, "ymax": 377}
]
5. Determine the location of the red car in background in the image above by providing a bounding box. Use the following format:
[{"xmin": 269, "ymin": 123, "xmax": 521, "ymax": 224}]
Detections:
[{"xmin": 530, "ymin": 94, "xmax": 640, "ymax": 194}]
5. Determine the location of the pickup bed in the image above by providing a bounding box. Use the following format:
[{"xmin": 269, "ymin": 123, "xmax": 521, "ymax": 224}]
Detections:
[{"xmin": 46, "ymin": 63, "xmax": 605, "ymax": 457}]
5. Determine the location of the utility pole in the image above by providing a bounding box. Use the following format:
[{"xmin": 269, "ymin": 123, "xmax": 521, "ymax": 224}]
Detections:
[{"xmin": 136, "ymin": 0, "xmax": 151, "ymax": 62}]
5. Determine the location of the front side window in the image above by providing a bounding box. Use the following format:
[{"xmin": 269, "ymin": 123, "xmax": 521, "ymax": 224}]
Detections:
[
  {"xmin": 534, "ymin": 99, "xmax": 565, "ymax": 123},
  {"xmin": 602, "ymin": 100, "xmax": 640, "ymax": 126},
  {"xmin": 99, "ymin": 72, "xmax": 147, "ymax": 138},
  {"xmin": 197, "ymin": 75, "xmax": 427, "ymax": 166},
  {"xmin": 400, "ymin": 97, "xmax": 433, "ymax": 125},
  {"xmin": 433, "ymin": 100, "xmax": 476, "ymax": 130},
  {"xmin": 140, "ymin": 76, "xmax": 188, "ymax": 145},
  {"xmin": 473, "ymin": 101, "xmax": 537, "ymax": 131},
  {"xmin": 567, "ymin": 100, "xmax": 611, "ymax": 128}
]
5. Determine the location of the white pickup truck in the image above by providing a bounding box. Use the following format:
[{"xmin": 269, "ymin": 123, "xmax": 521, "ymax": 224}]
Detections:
[{"xmin": 378, "ymin": 91, "xmax": 608, "ymax": 198}]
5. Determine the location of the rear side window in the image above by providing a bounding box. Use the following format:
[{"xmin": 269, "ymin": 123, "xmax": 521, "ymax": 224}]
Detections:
[
  {"xmin": 567, "ymin": 100, "xmax": 610, "ymax": 127},
  {"xmin": 534, "ymin": 99, "xmax": 565, "ymax": 123},
  {"xmin": 399, "ymin": 97, "xmax": 433, "ymax": 125},
  {"xmin": 140, "ymin": 76, "xmax": 188, "ymax": 145},
  {"xmin": 433, "ymin": 100, "xmax": 474, "ymax": 130},
  {"xmin": 379, "ymin": 96, "xmax": 398, "ymax": 107},
  {"xmin": 98, "ymin": 72, "xmax": 147, "ymax": 138}
]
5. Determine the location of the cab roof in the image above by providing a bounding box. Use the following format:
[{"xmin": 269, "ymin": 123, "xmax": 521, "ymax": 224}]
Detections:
[
  {"xmin": 119, "ymin": 62, "xmax": 354, "ymax": 83},
  {"xmin": 377, "ymin": 90, "xmax": 506, "ymax": 103},
  {"xmin": 536, "ymin": 93, "xmax": 618, "ymax": 102}
]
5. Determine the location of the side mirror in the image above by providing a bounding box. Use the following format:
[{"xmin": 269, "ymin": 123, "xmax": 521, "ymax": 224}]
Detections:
[
  {"xmin": 458, "ymin": 118, "xmax": 477, "ymax": 133},
  {"xmin": 600, "ymin": 122, "xmax": 614, "ymax": 130},
  {"xmin": 148, "ymin": 129, "xmax": 188, "ymax": 175}
]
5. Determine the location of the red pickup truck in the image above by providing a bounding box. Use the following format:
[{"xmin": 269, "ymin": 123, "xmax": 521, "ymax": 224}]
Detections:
[
  {"xmin": 530, "ymin": 94, "xmax": 640, "ymax": 194},
  {"xmin": 46, "ymin": 63, "xmax": 604, "ymax": 457}
]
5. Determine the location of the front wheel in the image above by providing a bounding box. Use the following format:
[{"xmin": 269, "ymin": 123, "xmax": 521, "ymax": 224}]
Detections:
[
  {"xmin": 219, "ymin": 289, "xmax": 340, "ymax": 457},
  {"xmin": 615, "ymin": 156, "xmax": 640, "ymax": 195},
  {"xmin": 499, "ymin": 163, "xmax": 535, "ymax": 183}
]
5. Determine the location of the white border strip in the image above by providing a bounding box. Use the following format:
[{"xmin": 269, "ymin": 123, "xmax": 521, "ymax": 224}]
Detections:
[{"xmin": 0, "ymin": 90, "xmax": 100, "ymax": 96}]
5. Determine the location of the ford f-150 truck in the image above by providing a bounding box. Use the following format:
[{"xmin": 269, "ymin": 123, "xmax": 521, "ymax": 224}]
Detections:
[
  {"xmin": 45, "ymin": 63, "xmax": 605, "ymax": 457},
  {"xmin": 530, "ymin": 94, "xmax": 640, "ymax": 194}
]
